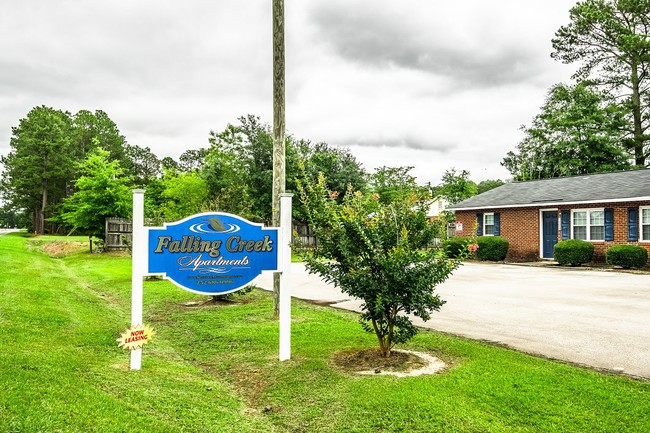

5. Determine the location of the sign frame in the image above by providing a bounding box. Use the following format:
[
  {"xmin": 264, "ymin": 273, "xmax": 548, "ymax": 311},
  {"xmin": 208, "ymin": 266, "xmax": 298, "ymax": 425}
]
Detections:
[
  {"xmin": 128, "ymin": 190, "xmax": 293, "ymax": 370},
  {"xmin": 146, "ymin": 212, "xmax": 280, "ymax": 296}
]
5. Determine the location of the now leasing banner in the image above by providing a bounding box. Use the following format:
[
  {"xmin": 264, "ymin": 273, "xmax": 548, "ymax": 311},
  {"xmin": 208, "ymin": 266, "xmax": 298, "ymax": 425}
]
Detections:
[{"xmin": 148, "ymin": 213, "xmax": 278, "ymax": 295}]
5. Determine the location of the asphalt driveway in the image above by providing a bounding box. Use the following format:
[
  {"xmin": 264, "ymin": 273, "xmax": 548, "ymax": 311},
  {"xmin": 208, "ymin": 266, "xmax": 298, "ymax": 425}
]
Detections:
[{"xmin": 254, "ymin": 262, "xmax": 650, "ymax": 379}]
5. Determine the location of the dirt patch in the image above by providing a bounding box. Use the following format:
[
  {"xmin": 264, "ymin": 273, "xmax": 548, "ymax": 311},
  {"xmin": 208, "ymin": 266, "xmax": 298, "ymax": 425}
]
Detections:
[
  {"xmin": 332, "ymin": 348, "xmax": 446, "ymax": 377},
  {"xmin": 40, "ymin": 241, "xmax": 88, "ymax": 257},
  {"xmin": 180, "ymin": 298, "xmax": 242, "ymax": 307}
]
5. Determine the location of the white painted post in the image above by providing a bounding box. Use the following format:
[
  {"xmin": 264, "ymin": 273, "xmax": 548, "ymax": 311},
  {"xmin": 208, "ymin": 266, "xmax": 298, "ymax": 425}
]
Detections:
[
  {"xmin": 279, "ymin": 193, "xmax": 293, "ymax": 361},
  {"xmin": 130, "ymin": 189, "xmax": 146, "ymax": 370}
]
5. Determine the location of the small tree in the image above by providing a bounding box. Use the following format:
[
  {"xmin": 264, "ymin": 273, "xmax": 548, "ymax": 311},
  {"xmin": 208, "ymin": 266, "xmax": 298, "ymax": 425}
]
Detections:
[
  {"xmin": 299, "ymin": 174, "xmax": 460, "ymax": 357},
  {"xmin": 53, "ymin": 148, "xmax": 132, "ymax": 251}
]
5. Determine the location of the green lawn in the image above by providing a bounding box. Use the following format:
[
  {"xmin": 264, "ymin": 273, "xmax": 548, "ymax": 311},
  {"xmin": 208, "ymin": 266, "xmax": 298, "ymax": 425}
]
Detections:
[{"xmin": 1, "ymin": 232, "xmax": 648, "ymax": 432}]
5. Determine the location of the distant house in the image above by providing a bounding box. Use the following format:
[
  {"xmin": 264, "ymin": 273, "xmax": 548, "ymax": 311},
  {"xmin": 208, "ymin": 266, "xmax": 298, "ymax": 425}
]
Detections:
[
  {"xmin": 447, "ymin": 170, "xmax": 650, "ymax": 262},
  {"xmin": 427, "ymin": 197, "xmax": 449, "ymax": 220}
]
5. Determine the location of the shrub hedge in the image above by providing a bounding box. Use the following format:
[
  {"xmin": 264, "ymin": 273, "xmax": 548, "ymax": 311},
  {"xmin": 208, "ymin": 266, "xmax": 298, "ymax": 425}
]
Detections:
[
  {"xmin": 554, "ymin": 239, "xmax": 594, "ymax": 266},
  {"xmin": 606, "ymin": 245, "xmax": 648, "ymax": 269},
  {"xmin": 442, "ymin": 237, "xmax": 468, "ymax": 259},
  {"xmin": 476, "ymin": 236, "xmax": 509, "ymax": 261}
]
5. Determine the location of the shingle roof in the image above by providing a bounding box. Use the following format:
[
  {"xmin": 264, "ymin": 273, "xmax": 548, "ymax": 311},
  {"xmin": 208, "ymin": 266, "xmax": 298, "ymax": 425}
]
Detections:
[{"xmin": 448, "ymin": 169, "xmax": 650, "ymax": 211}]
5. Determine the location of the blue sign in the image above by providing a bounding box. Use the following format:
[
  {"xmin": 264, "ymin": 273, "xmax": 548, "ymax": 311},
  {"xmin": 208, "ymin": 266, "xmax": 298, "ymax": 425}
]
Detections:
[{"xmin": 148, "ymin": 213, "xmax": 279, "ymax": 295}]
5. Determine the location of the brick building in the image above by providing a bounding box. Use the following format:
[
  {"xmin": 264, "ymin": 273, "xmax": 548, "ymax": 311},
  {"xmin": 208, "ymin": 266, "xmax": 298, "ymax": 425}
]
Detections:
[{"xmin": 447, "ymin": 170, "xmax": 650, "ymax": 262}]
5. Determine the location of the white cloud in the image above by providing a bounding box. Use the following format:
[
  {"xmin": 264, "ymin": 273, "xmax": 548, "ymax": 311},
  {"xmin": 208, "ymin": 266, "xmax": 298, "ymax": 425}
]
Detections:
[{"xmin": 0, "ymin": 0, "xmax": 578, "ymax": 184}]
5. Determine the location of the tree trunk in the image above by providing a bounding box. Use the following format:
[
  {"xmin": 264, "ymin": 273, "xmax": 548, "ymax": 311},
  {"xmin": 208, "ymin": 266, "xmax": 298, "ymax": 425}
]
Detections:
[
  {"xmin": 272, "ymin": 0, "xmax": 286, "ymax": 319},
  {"xmin": 35, "ymin": 188, "xmax": 47, "ymax": 235},
  {"xmin": 385, "ymin": 307, "xmax": 397, "ymax": 357},
  {"xmin": 380, "ymin": 341, "xmax": 391, "ymax": 357},
  {"xmin": 372, "ymin": 318, "xmax": 391, "ymax": 357},
  {"xmin": 630, "ymin": 61, "xmax": 645, "ymax": 166}
]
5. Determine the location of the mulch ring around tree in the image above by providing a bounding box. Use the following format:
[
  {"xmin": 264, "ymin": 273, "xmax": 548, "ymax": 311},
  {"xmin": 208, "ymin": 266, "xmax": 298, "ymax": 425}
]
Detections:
[{"xmin": 332, "ymin": 348, "xmax": 446, "ymax": 377}]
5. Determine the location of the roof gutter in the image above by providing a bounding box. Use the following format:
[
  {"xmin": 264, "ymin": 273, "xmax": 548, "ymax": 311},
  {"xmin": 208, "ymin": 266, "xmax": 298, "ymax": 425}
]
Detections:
[{"xmin": 447, "ymin": 196, "xmax": 650, "ymax": 212}]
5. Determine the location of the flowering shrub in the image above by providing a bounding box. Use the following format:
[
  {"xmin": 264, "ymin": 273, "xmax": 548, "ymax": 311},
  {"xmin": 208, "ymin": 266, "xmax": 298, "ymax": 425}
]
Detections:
[{"xmin": 298, "ymin": 173, "xmax": 460, "ymax": 357}]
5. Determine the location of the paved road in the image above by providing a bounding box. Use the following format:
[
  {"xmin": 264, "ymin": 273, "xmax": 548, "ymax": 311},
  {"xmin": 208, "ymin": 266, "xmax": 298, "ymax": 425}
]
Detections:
[
  {"xmin": 0, "ymin": 229, "xmax": 20, "ymax": 236},
  {"xmin": 254, "ymin": 262, "xmax": 650, "ymax": 379}
]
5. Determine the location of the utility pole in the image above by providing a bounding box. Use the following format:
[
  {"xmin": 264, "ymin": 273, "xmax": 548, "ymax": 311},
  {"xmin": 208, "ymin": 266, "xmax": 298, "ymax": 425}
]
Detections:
[{"xmin": 272, "ymin": 0, "xmax": 285, "ymax": 319}]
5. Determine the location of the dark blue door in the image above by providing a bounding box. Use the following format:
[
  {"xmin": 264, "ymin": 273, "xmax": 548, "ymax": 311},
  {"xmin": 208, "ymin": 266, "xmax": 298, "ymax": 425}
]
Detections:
[{"xmin": 542, "ymin": 211, "xmax": 558, "ymax": 259}]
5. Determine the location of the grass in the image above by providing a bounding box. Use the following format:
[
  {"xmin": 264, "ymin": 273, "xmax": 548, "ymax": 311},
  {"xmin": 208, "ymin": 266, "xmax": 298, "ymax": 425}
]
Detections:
[{"xmin": 1, "ymin": 232, "xmax": 649, "ymax": 432}]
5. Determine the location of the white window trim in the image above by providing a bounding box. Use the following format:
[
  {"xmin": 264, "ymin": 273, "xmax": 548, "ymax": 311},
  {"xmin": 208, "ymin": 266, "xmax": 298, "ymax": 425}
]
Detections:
[
  {"xmin": 483, "ymin": 212, "xmax": 495, "ymax": 237},
  {"xmin": 640, "ymin": 206, "xmax": 650, "ymax": 242},
  {"xmin": 571, "ymin": 208, "xmax": 605, "ymax": 242}
]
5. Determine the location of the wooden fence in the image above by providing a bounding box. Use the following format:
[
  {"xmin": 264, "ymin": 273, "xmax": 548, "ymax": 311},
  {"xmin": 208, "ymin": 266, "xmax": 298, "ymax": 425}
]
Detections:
[
  {"xmin": 105, "ymin": 218, "xmax": 132, "ymax": 251},
  {"xmin": 294, "ymin": 224, "xmax": 316, "ymax": 249}
]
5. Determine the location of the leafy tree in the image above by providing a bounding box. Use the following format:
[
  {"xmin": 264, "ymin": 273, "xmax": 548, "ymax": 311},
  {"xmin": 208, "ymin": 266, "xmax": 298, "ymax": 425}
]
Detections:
[
  {"xmin": 161, "ymin": 156, "xmax": 180, "ymax": 172},
  {"xmin": 0, "ymin": 106, "xmax": 74, "ymax": 234},
  {"xmin": 201, "ymin": 147, "xmax": 253, "ymax": 218},
  {"xmin": 208, "ymin": 116, "xmax": 275, "ymax": 222},
  {"xmin": 477, "ymin": 179, "xmax": 505, "ymax": 194},
  {"xmin": 368, "ymin": 166, "xmax": 428, "ymax": 204},
  {"xmin": 294, "ymin": 140, "xmax": 367, "ymax": 220},
  {"xmin": 0, "ymin": 205, "xmax": 21, "ymax": 228},
  {"xmin": 142, "ymin": 176, "xmax": 166, "ymax": 226},
  {"xmin": 206, "ymin": 115, "xmax": 367, "ymax": 222},
  {"xmin": 178, "ymin": 148, "xmax": 209, "ymax": 172},
  {"xmin": 159, "ymin": 170, "xmax": 208, "ymax": 222},
  {"xmin": 551, "ymin": 0, "xmax": 650, "ymax": 166},
  {"xmin": 72, "ymin": 110, "xmax": 159, "ymax": 185},
  {"xmin": 53, "ymin": 148, "xmax": 132, "ymax": 250},
  {"xmin": 502, "ymin": 83, "xmax": 632, "ymax": 180},
  {"xmin": 433, "ymin": 168, "xmax": 478, "ymax": 204},
  {"xmin": 296, "ymin": 141, "xmax": 366, "ymax": 196},
  {"xmin": 1, "ymin": 107, "xmax": 136, "ymax": 234},
  {"xmin": 123, "ymin": 144, "xmax": 162, "ymax": 186},
  {"xmin": 71, "ymin": 109, "xmax": 127, "ymax": 165},
  {"xmin": 298, "ymin": 174, "xmax": 459, "ymax": 357}
]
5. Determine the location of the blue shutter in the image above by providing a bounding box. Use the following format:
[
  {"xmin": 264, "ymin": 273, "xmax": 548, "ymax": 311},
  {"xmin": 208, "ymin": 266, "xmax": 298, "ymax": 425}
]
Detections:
[
  {"xmin": 476, "ymin": 213, "xmax": 483, "ymax": 236},
  {"xmin": 561, "ymin": 210, "xmax": 570, "ymax": 240},
  {"xmin": 628, "ymin": 208, "xmax": 639, "ymax": 241},
  {"xmin": 604, "ymin": 208, "xmax": 614, "ymax": 241},
  {"xmin": 494, "ymin": 212, "xmax": 501, "ymax": 236}
]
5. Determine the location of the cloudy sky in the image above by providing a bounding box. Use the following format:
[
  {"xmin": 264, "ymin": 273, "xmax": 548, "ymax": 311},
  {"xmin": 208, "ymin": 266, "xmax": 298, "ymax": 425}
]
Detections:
[{"xmin": 0, "ymin": 0, "xmax": 579, "ymax": 185}]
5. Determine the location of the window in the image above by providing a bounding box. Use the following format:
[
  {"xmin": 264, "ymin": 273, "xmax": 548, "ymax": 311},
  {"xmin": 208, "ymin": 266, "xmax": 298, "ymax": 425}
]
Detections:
[
  {"xmin": 484, "ymin": 213, "xmax": 494, "ymax": 236},
  {"xmin": 572, "ymin": 209, "xmax": 604, "ymax": 241},
  {"xmin": 642, "ymin": 207, "xmax": 650, "ymax": 241},
  {"xmin": 476, "ymin": 212, "xmax": 500, "ymax": 236}
]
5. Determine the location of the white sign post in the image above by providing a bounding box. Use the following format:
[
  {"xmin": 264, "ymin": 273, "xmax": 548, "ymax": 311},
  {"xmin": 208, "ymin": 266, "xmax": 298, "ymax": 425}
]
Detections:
[
  {"xmin": 278, "ymin": 193, "xmax": 293, "ymax": 361},
  {"xmin": 130, "ymin": 189, "xmax": 146, "ymax": 370}
]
